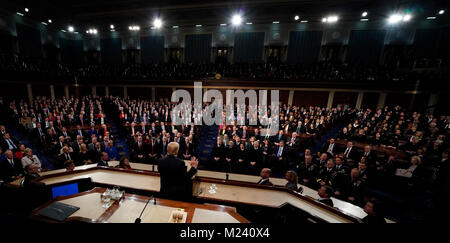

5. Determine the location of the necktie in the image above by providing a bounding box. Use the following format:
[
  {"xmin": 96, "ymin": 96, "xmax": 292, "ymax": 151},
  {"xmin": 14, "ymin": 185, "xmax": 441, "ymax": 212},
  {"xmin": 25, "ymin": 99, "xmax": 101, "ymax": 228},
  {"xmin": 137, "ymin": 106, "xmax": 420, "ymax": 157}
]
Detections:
[
  {"xmin": 163, "ymin": 144, "xmax": 166, "ymax": 154},
  {"xmin": 327, "ymin": 144, "xmax": 332, "ymax": 153},
  {"xmin": 345, "ymin": 148, "xmax": 350, "ymax": 158},
  {"xmin": 277, "ymin": 147, "xmax": 282, "ymax": 157},
  {"xmin": 7, "ymin": 139, "xmax": 17, "ymax": 149},
  {"xmin": 186, "ymin": 144, "xmax": 189, "ymax": 155},
  {"xmin": 9, "ymin": 159, "xmax": 14, "ymax": 167}
]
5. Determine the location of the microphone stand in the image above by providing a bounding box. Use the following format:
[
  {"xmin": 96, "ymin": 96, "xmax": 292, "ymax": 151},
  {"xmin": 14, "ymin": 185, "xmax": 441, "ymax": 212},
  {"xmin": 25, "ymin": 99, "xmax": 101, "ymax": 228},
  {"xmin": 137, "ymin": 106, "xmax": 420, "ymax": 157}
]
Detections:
[{"xmin": 135, "ymin": 197, "xmax": 151, "ymax": 223}]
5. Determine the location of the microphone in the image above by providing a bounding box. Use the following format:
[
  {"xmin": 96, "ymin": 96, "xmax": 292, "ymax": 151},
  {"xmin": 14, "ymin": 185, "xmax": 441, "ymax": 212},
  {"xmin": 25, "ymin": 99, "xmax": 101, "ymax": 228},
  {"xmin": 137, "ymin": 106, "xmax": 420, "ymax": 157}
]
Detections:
[
  {"xmin": 135, "ymin": 197, "xmax": 151, "ymax": 223},
  {"xmin": 225, "ymin": 173, "xmax": 229, "ymax": 181},
  {"xmin": 152, "ymin": 164, "xmax": 155, "ymax": 172}
]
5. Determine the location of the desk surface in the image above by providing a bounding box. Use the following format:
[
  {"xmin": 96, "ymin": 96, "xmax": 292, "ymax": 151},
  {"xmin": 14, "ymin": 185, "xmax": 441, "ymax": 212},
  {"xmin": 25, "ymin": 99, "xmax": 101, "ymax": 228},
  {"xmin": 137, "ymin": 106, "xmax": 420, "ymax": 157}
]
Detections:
[
  {"xmin": 9, "ymin": 161, "xmax": 367, "ymax": 222},
  {"xmin": 30, "ymin": 187, "xmax": 248, "ymax": 223}
]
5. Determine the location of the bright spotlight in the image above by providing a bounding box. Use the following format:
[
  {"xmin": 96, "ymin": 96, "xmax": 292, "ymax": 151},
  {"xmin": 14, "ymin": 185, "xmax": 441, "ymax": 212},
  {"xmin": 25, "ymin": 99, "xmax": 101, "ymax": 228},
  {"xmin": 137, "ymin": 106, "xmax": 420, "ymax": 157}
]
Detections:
[
  {"xmin": 48, "ymin": 19, "xmax": 52, "ymax": 23},
  {"xmin": 328, "ymin": 16, "xmax": 338, "ymax": 22},
  {"xmin": 68, "ymin": 26, "xmax": 74, "ymax": 32},
  {"xmin": 403, "ymin": 14, "xmax": 412, "ymax": 21},
  {"xmin": 439, "ymin": 9, "xmax": 445, "ymax": 15},
  {"xmin": 24, "ymin": 8, "xmax": 29, "ymax": 12},
  {"xmin": 232, "ymin": 14, "xmax": 242, "ymax": 26},
  {"xmin": 362, "ymin": 11, "xmax": 368, "ymax": 17},
  {"xmin": 294, "ymin": 15, "xmax": 299, "ymax": 21},
  {"xmin": 153, "ymin": 18, "xmax": 162, "ymax": 29},
  {"xmin": 388, "ymin": 14, "xmax": 402, "ymax": 24},
  {"xmin": 110, "ymin": 25, "xmax": 115, "ymax": 29},
  {"xmin": 322, "ymin": 16, "xmax": 338, "ymax": 23}
]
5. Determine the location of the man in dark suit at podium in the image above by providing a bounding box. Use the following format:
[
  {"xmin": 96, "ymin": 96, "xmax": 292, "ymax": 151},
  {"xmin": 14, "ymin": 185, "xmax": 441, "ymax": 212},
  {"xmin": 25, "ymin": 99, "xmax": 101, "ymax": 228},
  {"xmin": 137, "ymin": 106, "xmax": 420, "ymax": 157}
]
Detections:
[{"xmin": 157, "ymin": 142, "xmax": 198, "ymax": 202}]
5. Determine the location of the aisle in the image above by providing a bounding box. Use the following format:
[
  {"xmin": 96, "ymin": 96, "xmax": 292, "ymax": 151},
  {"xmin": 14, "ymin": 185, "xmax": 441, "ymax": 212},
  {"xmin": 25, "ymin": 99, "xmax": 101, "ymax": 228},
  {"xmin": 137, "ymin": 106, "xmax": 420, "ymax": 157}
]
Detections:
[{"xmin": 197, "ymin": 125, "xmax": 218, "ymax": 170}]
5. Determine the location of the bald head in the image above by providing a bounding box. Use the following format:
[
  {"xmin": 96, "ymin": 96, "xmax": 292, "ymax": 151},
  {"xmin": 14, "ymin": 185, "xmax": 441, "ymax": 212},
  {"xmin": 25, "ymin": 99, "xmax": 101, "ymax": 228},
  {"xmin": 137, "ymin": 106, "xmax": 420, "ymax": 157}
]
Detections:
[{"xmin": 167, "ymin": 142, "xmax": 179, "ymax": 156}]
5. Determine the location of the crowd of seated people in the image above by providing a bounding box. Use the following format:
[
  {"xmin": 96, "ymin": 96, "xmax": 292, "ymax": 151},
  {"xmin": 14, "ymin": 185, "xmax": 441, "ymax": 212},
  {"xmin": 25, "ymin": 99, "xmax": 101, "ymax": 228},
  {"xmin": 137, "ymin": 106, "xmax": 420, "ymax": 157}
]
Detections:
[
  {"xmin": 0, "ymin": 125, "xmax": 43, "ymax": 184},
  {"xmin": 4, "ymin": 96, "xmax": 116, "ymax": 170},
  {"xmin": 286, "ymin": 106, "xmax": 449, "ymax": 208},
  {"xmin": 209, "ymin": 105, "xmax": 352, "ymax": 176},
  {"xmin": 2, "ymin": 53, "xmax": 449, "ymax": 85},
  {"xmin": 110, "ymin": 96, "xmax": 203, "ymax": 165},
  {"xmin": 2, "ymin": 93, "xmax": 449, "ymax": 219}
]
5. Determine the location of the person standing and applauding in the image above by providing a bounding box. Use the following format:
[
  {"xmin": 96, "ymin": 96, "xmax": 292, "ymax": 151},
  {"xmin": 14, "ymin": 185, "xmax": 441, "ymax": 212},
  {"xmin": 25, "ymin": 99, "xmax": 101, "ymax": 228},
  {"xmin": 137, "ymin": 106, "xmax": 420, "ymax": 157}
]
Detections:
[{"xmin": 157, "ymin": 142, "xmax": 198, "ymax": 202}]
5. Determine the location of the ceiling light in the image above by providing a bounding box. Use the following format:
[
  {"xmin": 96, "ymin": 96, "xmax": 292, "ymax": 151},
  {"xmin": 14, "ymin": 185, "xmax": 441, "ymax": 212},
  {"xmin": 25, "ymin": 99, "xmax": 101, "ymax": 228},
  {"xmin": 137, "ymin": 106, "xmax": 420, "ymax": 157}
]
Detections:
[
  {"xmin": 220, "ymin": 23, "xmax": 227, "ymax": 26},
  {"xmin": 153, "ymin": 18, "xmax": 162, "ymax": 29},
  {"xmin": 110, "ymin": 25, "xmax": 114, "ymax": 29},
  {"xmin": 24, "ymin": 8, "xmax": 29, "ymax": 12},
  {"xmin": 294, "ymin": 15, "xmax": 299, "ymax": 21},
  {"xmin": 16, "ymin": 12, "xmax": 24, "ymax": 16},
  {"xmin": 48, "ymin": 19, "xmax": 52, "ymax": 23},
  {"xmin": 68, "ymin": 26, "xmax": 74, "ymax": 32},
  {"xmin": 195, "ymin": 24, "xmax": 202, "ymax": 27},
  {"xmin": 388, "ymin": 14, "xmax": 403, "ymax": 24},
  {"xmin": 246, "ymin": 22, "xmax": 252, "ymax": 25},
  {"xmin": 327, "ymin": 16, "xmax": 338, "ymax": 22},
  {"xmin": 61, "ymin": 30, "xmax": 66, "ymax": 32},
  {"xmin": 41, "ymin": 22, "xmax": 48, "ymax": 25},
  {"xmin": 232, "ymin": 14, "xmax": 242, "ymax": 26},
  {"xmin": 322, "ymin": 16, "xmax": 338, "ymax": 23},
  {"xmin": 403, "ymin": 14, "xmax": 412, "ymax": 22},
  {"xmin": 362, "ymin": 11, "xmax": 368, "ymax": 17},
  {"xmin": 427, "ymin": 16, "xmax": 436, "ymax": 20},
  {"xmin": 360, "ymin": 18, "xmax": 369, "ymax": 21},
  {"xmin": 273, "ymin": 21, "xmax": 280, "ymax": 24},
  {"xmin": 439, "ymin": 10, "xmax": 445, "ymax": 15},
  {"xmin": 301, "ymin": 20, "xmax": 308, "ymax": 23},
  {"xmin": 172, "ymin": 25, "xmax": 179, "ymax": 28}
]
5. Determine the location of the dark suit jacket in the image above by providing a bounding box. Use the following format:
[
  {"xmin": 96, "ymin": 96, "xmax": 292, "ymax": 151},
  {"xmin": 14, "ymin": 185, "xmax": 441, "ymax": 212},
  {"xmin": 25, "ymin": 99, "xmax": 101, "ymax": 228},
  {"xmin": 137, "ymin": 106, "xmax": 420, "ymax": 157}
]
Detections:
[
  {"xmin": 97, "ymin": 160, "xmax": 109, "ymax": 167},
  {"xmin": 321, "ymin": 142, "xmax": 338, "ymax": 155},
  {"xmin": 0, "ymin": 158, "xmax": 23, "ymax": 183},
  {"xmin": 157, "ymin": 155, "xmax": 197, "ymax": 201},
  {"xmin": 56, "ymin": 153, "xmax": 74, "ymax": 169},
  {"xmin": 318, "ymin": 198, "xmax": 334, "ymax": 207},
  {"xmin": 257, "ymin": 178, "xmax": 273, "ymax": 186}
]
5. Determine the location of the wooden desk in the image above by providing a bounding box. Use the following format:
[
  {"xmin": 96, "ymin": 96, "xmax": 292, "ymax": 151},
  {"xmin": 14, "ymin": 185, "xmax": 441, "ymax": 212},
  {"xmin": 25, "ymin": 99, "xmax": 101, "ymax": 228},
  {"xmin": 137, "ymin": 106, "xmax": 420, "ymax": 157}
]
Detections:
[
  {"xmin": 335, "ymin": 139, "xmax": 409, "ymax": 159},
  {"xmin": 30, "ymin": 187, "xmax": 248, "ymax": 223},
  {"xmin": 19, "ymin": 166, "xmax": 362, "ymax": 223},
  {"xmin": 9, "ymin": 161, "xmax": 367, "ymax": 221}
]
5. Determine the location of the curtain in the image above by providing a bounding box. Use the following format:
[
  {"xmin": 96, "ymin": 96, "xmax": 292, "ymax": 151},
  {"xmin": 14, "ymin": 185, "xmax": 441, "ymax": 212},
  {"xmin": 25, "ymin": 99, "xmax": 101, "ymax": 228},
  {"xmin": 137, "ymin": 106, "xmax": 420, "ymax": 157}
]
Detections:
[
  {"xmin": 413, "ymin": 29, "xmax": 441, "ymax": 59},
  {"xmin": 100, "ymin": 38, "xmax": 122, "ymax": 64},
  {"xmin": 185, "ymin": 34, "xmax": 212, "ymax": 63},
  {"xmin": 287, "ymin": 31, "xmax": 322, "ymax": 64},
  {"xmin": 60, "ymin": 38, "xmax": 84, "ymax": 64},
  {"xmin": 233, "ymin": 32, "xmax": 265, "ymax": 63},
  {"xmin": 346, "ymin": 30, "xmax": 386, "ymax": 64},
  {"xmin": 141, "ymin": 36, "xmax": 164, "ymax": 63},
  {"xmin": 16, "ymin": 23, "xmax": 42, "ymax": 58}
]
